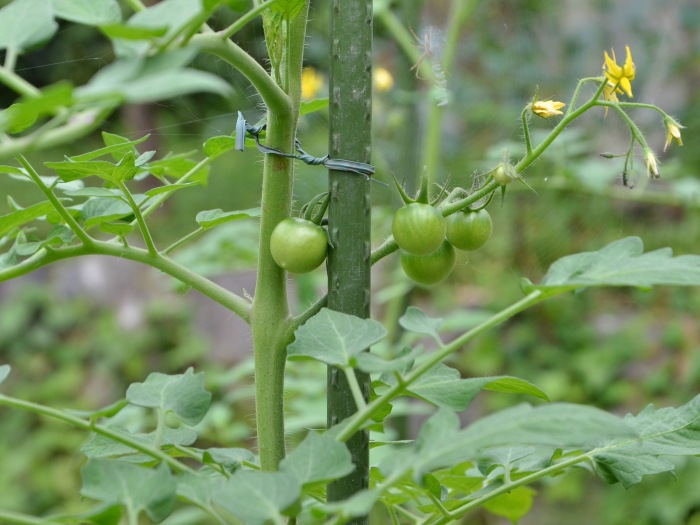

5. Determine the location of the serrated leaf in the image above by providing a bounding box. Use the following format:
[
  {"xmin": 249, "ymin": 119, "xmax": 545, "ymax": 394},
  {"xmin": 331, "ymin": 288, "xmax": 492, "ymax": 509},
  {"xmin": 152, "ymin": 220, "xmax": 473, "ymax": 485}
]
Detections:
[
  {"xmin": 589, "ymin": 394, "xmax": 700, "ymax": 488},
  {"xmin": 212, "ymin": 471, "xmax": 301, "ymax": 525},
  {"xmin": 287, "ymin": 308, "xmax": 387, "ymax": 366},
  {"xmin": 527, "ymin": 237, "xmax": 700, "ymax": 294},
  {"xmin": 0, "ymin": 0, "xmax": 57, "ymax": 52},
  {"xmin": 82, "ymin": 197, "xmax": 136, "ymax": 229},
  {"xmin": 126, "ymin": 368, "xmax": 212, "ymax": 426},
  {"xmin": 72, "ymin": 135, "xmax": 150, "ymax": 162},
  {"xmin": 46, "ymin": 159, "xmax": 118, "ymax": 182},
  {"xmin": 383, "ymin": 404, "xmax": 637, "ymax": 483},
  {"xmin": 53, "ymin": 0, "xmax": 121, "ymax": 26},
  {"xmin": 99, "ymin": 222, "xmax": 135, "ymax": 237},
  {"xmin": 175, "ymin": 471, "xmax": 223, "ymax": 509},
  {"xmin": 81, "ymin": 426, "xmax": 197, "ymax": 459},
  {"xmin": 388, "ymin": 364, "xmax": 548, "ymax": 411},
  {"xmin": 0, "ymin": 200, "xmax": 57, "ymax": 237},
  {"xmin": 280, "ymin": 431, "xmax": 354, "ymax": 487},
  {"xmin": 81, "ymin": 459, "xmax": 176, "ymax": 522},
  {"xmin": 195, "ymin": 208, "xmax": 260, "ymax": 229},
  {"xmin": 399, "ymin": 306, "xmax": 442, "ymax": 338},
  {"xmin": 0, "ymin": 365, "xmax": 10, "ymax": 385}
]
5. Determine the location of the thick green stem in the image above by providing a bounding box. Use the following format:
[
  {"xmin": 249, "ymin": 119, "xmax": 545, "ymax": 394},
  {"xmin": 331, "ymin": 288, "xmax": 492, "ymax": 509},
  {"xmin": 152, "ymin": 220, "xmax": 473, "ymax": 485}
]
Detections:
[
  {"xmin": 249, "ymin": 4, "xmax": 310, "ymax": 472},
  {"xmin": 326, "ymin": 0, "xmax": 373, "ymax": 516}
]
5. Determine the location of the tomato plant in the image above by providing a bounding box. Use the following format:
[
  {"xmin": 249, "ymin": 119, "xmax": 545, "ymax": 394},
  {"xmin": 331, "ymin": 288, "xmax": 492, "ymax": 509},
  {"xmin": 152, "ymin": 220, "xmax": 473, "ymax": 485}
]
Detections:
[
  {"xmin": 270, "ymin": 218, "xmax": 328, "ymax": 274},
  {"xmin": 400, "ymin": 239, "xmax": 457, "ymax": 285},
  {"xmin": 446, "ymin": 209, "xmax": 493, "ymax": 251},
  {"xmin": 392, "ymin": 203, "xmax": 446, "ymax": 256}
]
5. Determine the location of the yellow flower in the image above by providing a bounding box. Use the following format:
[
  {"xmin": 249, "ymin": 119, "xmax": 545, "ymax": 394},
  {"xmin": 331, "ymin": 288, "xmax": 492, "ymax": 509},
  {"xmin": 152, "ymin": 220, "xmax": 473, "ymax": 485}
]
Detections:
[
  {"xmin": 603, "ymin": 45, "xmax": 635, "ymax": 98},
  {"xmin": 644, "ymin": 149, "xmax": 659, "ymax": 178},
  {"xmin": 374, "ymin": 66, "xmax": 394, "ymax": 92},
  {"xmin": 532, "ymin": 99, "xmax": 565, "ymax": 118},
  {"xmin": 301, "ymin": 67, "xmax": 324, "ymax": 100},
  {"xmin": 663, "ymin": 118, "xmax": 684, "ymax": 151}
]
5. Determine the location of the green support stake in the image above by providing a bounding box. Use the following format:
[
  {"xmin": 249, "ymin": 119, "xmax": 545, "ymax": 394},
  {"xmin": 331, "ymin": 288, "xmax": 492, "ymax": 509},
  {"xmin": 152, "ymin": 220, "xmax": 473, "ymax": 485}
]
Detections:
[{"xmin": 326, "ymin": 0, "xmax": 373, "ymax": 519}]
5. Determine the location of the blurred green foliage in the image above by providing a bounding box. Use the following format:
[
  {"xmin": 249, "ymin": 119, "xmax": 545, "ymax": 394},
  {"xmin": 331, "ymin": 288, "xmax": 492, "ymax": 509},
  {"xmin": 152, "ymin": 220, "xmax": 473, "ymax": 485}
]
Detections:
[{"xmin": 1, "ymin": 0, "xmax": 699, "ymax": 523}]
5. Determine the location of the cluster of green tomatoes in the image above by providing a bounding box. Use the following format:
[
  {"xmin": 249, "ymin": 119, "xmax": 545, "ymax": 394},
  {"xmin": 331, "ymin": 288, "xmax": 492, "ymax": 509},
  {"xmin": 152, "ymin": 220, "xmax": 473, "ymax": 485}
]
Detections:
[
  {"xmin": 268, "ymin": 183, "xmax": 494, "ymax": 287},
  {"xmin": 392, "ymin": 202, "xmax": 492, "ymax": 285}
]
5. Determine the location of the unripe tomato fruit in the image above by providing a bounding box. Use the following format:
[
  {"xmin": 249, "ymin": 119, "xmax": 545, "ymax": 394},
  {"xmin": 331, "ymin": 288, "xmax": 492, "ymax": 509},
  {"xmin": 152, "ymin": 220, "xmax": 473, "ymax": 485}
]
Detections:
[
  {"xmin": 270, "ymin": 218, "xmax": 328, "ymax": 273},
  {"xmin": 494, "ymin": 164, "xmax": 514, "ymax": 185},
  {"xmin": 400, "ymin": 240, "xmax": 456, "ymax": 285},
  {"xmin": 446, "ymin": 209, "xmax": 493, "ymax": 251},
  {"xmin": 392, "ymin": 203, "xmax": 446, "ymax": 256}
]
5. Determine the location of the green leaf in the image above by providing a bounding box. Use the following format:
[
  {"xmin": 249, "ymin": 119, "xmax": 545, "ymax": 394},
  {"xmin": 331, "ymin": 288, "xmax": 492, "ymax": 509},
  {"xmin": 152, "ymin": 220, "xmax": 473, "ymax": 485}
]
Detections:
[
  {"xmin": 203, "ymin": 135, "xmax": 256, "ymax": 158},
  {"xmin": 53, "ymin": 0, "xmax": 121, "ymax": 26},
  {"xmin": 280, "ymin": 431, "xmax": 354, "ymax": 487},
  {"xmin": 199, "ymin": 447, "xmax": 256, "ymax": 472},
  {"xmin": 99, "ymin": 23, "xmax": 168, "ymax": 41},
  {"xmin": 63, "ymin": 188, "xmax": 125, "ymax": 198},
  {"xmin": 0, "ymin": 165, "xmax": 26, "ymax": 177},
  {"xmin": 66, "ymin": 399, "xmax": 129, "ymax": 420},
  {"xmin": 80, "ymin": 52, "xmax": 231, "ymax": 103},
  {"xmin": 287, "ymin": 308, "xmax": 387, "ymax": 366},
  {"xmin": 399, "ymin": 306, "xmax": 442, "ymax": 338},
  {"xmin": 81, "ymin": 427, "xmax": 197, "ymax": 459},
  {"xmin": 195, "ymin": 208, "xmax": 261, "ymax": 229},
  {"xmin": 71, "ymin": 134, "xmax": 150, "ymax": 162},
  {"xmin": 386, "ymin": 365, "xmax": 548, "ymax": 412},
  {"xmin": 126, "ymin": 368, "xmax": 212, "ymax": 426},
  {"xmin": 46, "ymin": 159, "xmax": 119, "ymax": 182},
  {"xmin": 99, "ymin": 222, "xmax": 135, "ymax": 237},
  {"xmin": 525, "ymin": 237, "xmax": 700, "ymax": 294},
  {"xmin": 353, "ymin": 346, "xmax": 421, "ymax": 374},
  {"xmin": 590, "ymin": 394, "xmax": 700, "ymax": 488},
  {"xmin": 0, "ymin": 200, "xmax": 57, "ymax": 237},
  {"xmin": 82, "ymin": 197, "xmax": 138, "ymax": 229},
  {"xmin": 0, "ymin": 0, "xmax": 57, "ymax": 52},
  {"xmin": 112, "ymin": 0, "xmax": 204, "ymax": 57},
  {"xmin": 483, "ymin": 486, "xmax": 536, "ymax": 524},
  {"xmin": 175, "ymin": 472, "xmax": 222, "ymax": 509},
  {"xmin": 381, "ymin": 404, "xmax": 636, "ymax": 483},
  {"xmin": 270, "ymin": 0, "xmax": 306, "ymax": 19},
  {"xmin": 0, "ymin": 364, "xmax": 10, "ymax": 385},
  {"xmin": 81, "ymin": 459, "xmax": 176, "ymax": 522},
  {"xmin": 212, "ymin": 471, "xmax": 301, "ymax": 525},
  {"xmin": 0, "ymin": 83, "xmax": 73, "ymax": 133}
]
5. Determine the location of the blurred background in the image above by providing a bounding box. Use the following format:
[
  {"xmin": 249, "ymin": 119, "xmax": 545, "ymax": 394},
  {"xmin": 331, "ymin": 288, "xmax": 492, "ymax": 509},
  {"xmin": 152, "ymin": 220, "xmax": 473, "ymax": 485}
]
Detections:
[{"xmin": 1, "ymin": 0, "xmax": 699, "ymax": 523}]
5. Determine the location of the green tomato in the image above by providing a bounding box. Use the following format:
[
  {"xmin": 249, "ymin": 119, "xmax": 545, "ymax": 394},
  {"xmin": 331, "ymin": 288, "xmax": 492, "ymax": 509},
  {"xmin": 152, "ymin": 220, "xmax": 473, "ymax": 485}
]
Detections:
[
  {"xmin": 446, "ymin": 209, "xmax": 493, "ymax": 251},
  {"xmin": 494, "ymin": 164, "xmax": 514, "ymax": 185},
  {"xmin": 270, "ymin": 218, "xmax": 328, "ymax": 273},
  {"xmin": 400, "ymin": 240, "xmax": 456, "ymax": 285},
  {"xmin": 392, "ymin": 203, "xmax": 446, "ymax": 256}
]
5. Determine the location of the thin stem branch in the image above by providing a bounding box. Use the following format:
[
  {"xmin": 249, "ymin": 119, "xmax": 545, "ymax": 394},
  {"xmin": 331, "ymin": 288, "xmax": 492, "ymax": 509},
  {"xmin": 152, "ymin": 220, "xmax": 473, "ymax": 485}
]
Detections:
[
  {"xmin": 0, "ymin": 242, "xmax": 252, "ymax": 322},
  {"xmin": 342, "ymin": 367, "xmax": 368, "ymax": 412},
  {"xmin": 161, "ymin": 226, "xmax": 204, "ymax": 255},
  {"xmin": 124, "ymin": 0, "xmax": 146, "ymax": 12},
  {"xmin": 219, "ymin": 0, "xmax": 279, "ymax": 40},
  {"xmin": 0, "ymin": 510, "xmax": 62, "ymax": 525},
  {"xmin": 521, "ymin": 106, "xmax": 533, "ymax": 155},
  {"xmin": 116, "ymin": 180, "xmax": 158, "ymax": 256},
  {"xmin": 0, "ymin": 66, "xmax": 40, "ymax": 97},
  {"xmin": 0, "ymin": 394, "xmax": 193, "ymax": 474},
  {"xmin": 16, "ymin": 154, "xmax": 93, "ymax": 245},
  {"xmin": 335, "ymin": 291, "xmax": 546, "ymax": 442}
]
